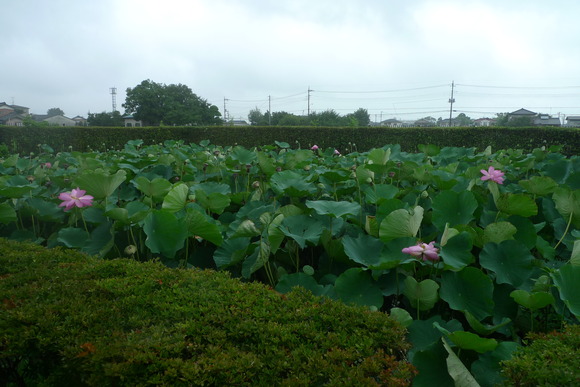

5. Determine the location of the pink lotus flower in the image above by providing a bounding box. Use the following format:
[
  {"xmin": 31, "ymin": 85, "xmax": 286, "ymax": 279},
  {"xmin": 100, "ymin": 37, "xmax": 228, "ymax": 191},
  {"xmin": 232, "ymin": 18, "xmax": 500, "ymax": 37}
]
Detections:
[
  {"xmin": 334, "ymin": 149, "xmax": 341, "ymax": 155},
  {"xmin": 42, "ymin": 162, "xmax": 52, "ymax": 169},
  {"xmin": 58, "ymin": 188, "xmax": 94, "ymax": 211},
  {"xmin": 311, "ymin": 145, "xmax": 319, "ymax": 150},
  {"xmin": 480, "ymin": 166, "xmax": 505, "ymax": 184},
  {"xmin": 402, "ymin": 241, "xmax": 440, "ymax": 262}
]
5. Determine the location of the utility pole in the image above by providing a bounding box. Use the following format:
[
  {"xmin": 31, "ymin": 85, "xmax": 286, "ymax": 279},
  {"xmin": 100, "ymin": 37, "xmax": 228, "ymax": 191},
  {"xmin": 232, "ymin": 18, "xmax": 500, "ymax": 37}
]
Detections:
[
  {"xmin": 223, "ymin": 97, "xmax": 228, "ymax": 122},
  {"xmin": 110, "ymin": 87, "xmax": 117, "ymax": 112},
  {"xmin": 307, "ymin": 87, "xmax": 312, "ymax": 116},
  {"xmin": 268, "ymin": 95, "xmax": 271, "ymax": 125},
  {"xmin": 448, "ymin": 81, "xmax": 455, "ymax": 126}
]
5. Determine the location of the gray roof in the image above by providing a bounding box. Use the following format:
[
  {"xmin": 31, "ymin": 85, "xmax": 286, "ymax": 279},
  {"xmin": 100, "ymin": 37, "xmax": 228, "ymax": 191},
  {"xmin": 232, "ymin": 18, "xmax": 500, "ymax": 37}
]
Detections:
[{"xmin": 510, "ymin": 108, "xmax": 537, "ymax": 116}]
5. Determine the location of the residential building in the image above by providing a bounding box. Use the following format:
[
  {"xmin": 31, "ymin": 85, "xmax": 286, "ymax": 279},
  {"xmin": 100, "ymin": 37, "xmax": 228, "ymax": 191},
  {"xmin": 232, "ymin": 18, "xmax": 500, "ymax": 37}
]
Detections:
[
  {"xmin": 123, "ymin": 114, "xmax": 142, "ymax": 127},
  {"xmin": 0, "ymin": 102, "xmax": 29, "ymax": 126},
  {"xmin": 473, "ymin": 118, "xmax": 496, "ymax": 127},
  {"xmin": 565, "ymin": 116, "xmax": 580, "ymax": 127}
]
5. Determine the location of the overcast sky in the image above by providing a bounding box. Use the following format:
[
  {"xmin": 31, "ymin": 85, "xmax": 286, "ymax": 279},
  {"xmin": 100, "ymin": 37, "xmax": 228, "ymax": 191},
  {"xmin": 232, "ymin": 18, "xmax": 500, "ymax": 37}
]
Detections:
[{"xmin": 3, "ymin": 0, "xmax": 580, "ymax": 122}]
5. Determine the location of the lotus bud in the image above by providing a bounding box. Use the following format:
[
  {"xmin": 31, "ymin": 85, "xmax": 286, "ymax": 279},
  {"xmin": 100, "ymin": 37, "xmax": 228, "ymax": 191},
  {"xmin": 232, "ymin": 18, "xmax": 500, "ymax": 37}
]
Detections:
[
  {"xmin": 252, "ymin": 181, "xmax": 260, "ymax": 189},
  {"xmin": 421, "ymin": 190, "xmax": 429, "ymax": 198},
  {"xmin": 303, "ymin": 165, "xmax": 311, "ymax": 171},
  {"xmin": 124, "ymin": 245, "xmax": 137, "ymax": 255}
]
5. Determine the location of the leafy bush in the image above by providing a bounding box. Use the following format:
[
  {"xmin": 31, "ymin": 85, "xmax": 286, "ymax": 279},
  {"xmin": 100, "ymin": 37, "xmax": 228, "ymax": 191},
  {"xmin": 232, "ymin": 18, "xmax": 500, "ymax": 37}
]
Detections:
[
  {"xmin": 0, "ymin": 238, "xmax": 415, "ymax": 386},
  {"xmin": 500, "ymin": 324, "xmax": 580, "ymax": 386}
]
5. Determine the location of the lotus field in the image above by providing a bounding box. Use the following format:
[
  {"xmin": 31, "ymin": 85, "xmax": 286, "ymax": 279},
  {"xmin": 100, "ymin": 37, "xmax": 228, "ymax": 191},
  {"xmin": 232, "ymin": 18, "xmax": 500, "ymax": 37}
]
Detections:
[{"xmin": 1, "ymin": 139, "xmax": 579, "ymax": 385}]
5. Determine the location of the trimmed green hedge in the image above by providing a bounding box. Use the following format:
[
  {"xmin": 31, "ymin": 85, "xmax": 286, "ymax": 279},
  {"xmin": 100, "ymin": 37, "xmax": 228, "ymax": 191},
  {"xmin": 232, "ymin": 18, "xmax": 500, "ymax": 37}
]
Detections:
[
  {"xmin": 500, "ymin": 324, "xmax": 580, "ymax": 386},
  {"xmin": 0, "ymin": 238, "xmax": 415, "ymax": 386},
  {"xmin": 1, "ymin": 125, "xmax": 578, "ymax": 156}
]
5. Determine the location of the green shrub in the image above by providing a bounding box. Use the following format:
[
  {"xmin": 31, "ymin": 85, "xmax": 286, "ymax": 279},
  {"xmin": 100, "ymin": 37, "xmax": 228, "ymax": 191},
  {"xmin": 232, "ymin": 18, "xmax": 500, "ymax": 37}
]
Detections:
[
  {"xmin": 500, "ymin": 324, "xmax": 580, "ymax": 386},
  {"xmin": 0, "ymin": 238, "xmax": 415, "ymax": 386}
]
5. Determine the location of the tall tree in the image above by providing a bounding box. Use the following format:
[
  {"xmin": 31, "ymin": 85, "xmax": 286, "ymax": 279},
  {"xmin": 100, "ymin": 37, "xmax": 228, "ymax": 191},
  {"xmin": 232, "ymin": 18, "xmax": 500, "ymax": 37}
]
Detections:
[
  {"xmin": 346, "ymin": 108, "xmax": 370, "ymax": 127},
  {"xmin": 123, "ymin": 79, "xmax": 222, "ymax": 126},
  {"xmin": 87, "ymin": 111, "xmax": 124, "ymax": 127},
  {"xmin": 47, "ymin": 107, "xmax": 64, "ymax": 117}
]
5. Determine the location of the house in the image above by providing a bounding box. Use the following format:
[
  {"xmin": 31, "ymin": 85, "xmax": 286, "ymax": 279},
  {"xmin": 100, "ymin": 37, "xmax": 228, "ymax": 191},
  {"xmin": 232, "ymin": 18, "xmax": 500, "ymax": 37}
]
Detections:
[
  {"xmin": 508, "ymin": 108, "xmax": 537, "ymax": 119},
  {"xmin": 533, "ymin": 114, "xmax": 561, "ymax": 127},
  {"xmin": 565, "ymin": 116, "xmax": 580, "ymax": 127},
  {"xmin": 123, "ymin": 114, "xmax": 142, "ymax": 127},
  {"xmin": 72, "ymin": 115, "xmax": 87, "ymax": 126},
  {"xmin": 473, "ymin": 118, "xmax": 496, "ymax": 127},
  {"xmin": 231, "ymin": 119, "xmax": 249, "ymax": 126},
  {"xmin": 380, "ymin": 118, "xmax": 404, "ymax": 128},
  {"xmin": 0, "ymin": 102, "xmax": 29, "ymax": 126},
  {"xmin": 31, "ymin": 114, "xmax": 77, "ymax": 126}
]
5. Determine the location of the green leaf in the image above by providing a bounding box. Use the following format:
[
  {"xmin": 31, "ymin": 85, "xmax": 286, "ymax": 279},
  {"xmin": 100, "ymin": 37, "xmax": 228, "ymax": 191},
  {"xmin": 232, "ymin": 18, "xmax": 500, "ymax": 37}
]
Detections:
[
  {"xmin": 195, "ymin": 190, "xmax": 231, "ymax": 215},
  {"xmin": 185, "ymin": 208, "xmax": 223, "ymax": 246},
  {"xmin": 275, "ymin": 272, "xmax": 332, "ymax": 297},
  {"xmin": 270, "ymin": 170, "xmax": 317, "ymax": 197},
  {"xmin": 480, "ymin": 240, "xmax": 534, "ymax": 287},
  {"xmin": 519, "ymin": 176, "xmax": 558, "ymax": 195},
  {"xmin": 162, "ymin": 183, "xmax": 189, "ymax": 213},
  {"xmin": 73, "ymin": 169, "xmax": 127, "ymax": 200},
  {"xmin": 440, "ymin": 267, "xmax": 494, "ymax": 320},
  {"xmin": 231, "ymin": 219, "xmax": 261, "ymax": 238},
  {"xmin": 432, "ymin": 190, "xmax": 478, "ymax": 230},
  {"xmin": 342, "ymin": 233, "xmax": 384, "ymax": 267},
  {"xmin": 571, "ymin": 240, "xmax": 580, "ymax": 266},
  {"xmin": 390, "ymin": 307, "xmax": 413, "ymax": 328},
  {"xmin": 496, "ymin": 193, "xmax": 538, "ymax": 217},
  {"xmin": 305, "ymin": 200, "xmax": 361, "ymax": 218},
  {"xmin": 552, "ymin": 187, "xmax": 580, "ymax": 228},
  {"xmin": 471, "ymin": 341, "xmax": 520, "ymax": 387},
  {"xmin": 143, "ymin": 210, "xmax": 187, "ymax": 259},
  {"xmin": 0, "ymin": 203, "xmax": 17, "ymax": 224},
  {"xmin": 379, "ymin": 206, "xmax": 424, "ymax": 242},
  {"xmin": 133, "ymin": 176, "xmax": 172, "ymax": 200},
  {"xmin": 368, "ymin": 147, "xmax": 391, "ymax": 165},
  {"xmin": 242, "ymin": 240, "xmax": 270, "ymax": 278},
  {"xmin": 403, "ymin": 276, "xmax": 439, "ymax": 311},
  {"xmin": 440, "ymin": 232, "xmax": 474, "ymax": 270},
  {"xmin": 447, "ymin": 331, "xmax": 498, "ymax": 354},
  {"xmin": 334, "ymin": 268, "xmax": 384, "ymax": 309},
  {"xmin": 213, "ymin": 237, "xmax": 250, "ymax": 269},
  {"xmin": 551, "ymin": 265, "xmax": 580, "ymax": 318},
  {"xmin": 464, "ymin": 311, "xmax": 511, "ymax": 337},
  {"xmin": 57, "ymin": 227, "xmax": 90, "ymax": 248},
  {"xmin": 82, "ymin": 222, "xmax": 114, "ymax": 258},
  {"xmin": 483, "ymin": 221, "xmax": 517, "ymax": 244},
  {"xmin": 441, "ymin": 338, "xmax": 482, "ymax": 387},
  {"xmin": 411, "ymin": 341, "xmax": 455, "ymax": 387},
  {"xmin": 278, "ymin": 215, "xmax": 324, "ymax": 249},
  {"xmin": 510, "ymin": 290, "xmax": 555, "ymax": 311}
]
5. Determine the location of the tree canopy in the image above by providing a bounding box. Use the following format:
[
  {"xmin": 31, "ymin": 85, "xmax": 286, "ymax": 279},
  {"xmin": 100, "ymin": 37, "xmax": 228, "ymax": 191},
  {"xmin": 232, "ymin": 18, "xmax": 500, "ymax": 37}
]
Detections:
[
  {"xmin": 87, "ymin": 111, "xmax": 124, "ymax": 127},
  {"xmin": 247, "ymin": 108, "xmax": 370, "ymax": 127},
  {"xmin": 47, "ymin": 107, "xmax": 64, "ymax": 117},
  {"xmin": 123, "ymin": 80, "xmax": 222, "ymax": 126}
]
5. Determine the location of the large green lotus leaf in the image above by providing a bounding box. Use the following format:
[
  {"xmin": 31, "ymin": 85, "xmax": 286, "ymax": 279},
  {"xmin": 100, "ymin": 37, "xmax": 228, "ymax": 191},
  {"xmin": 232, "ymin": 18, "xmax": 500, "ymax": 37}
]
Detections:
[
  {"xmin": 73, "ymin": 169, "xmax": 127, "ymax": 200},
  {"xmin": 126, "ymin": 201, "xmax": 150, "ymax": 223},
  {"xmin": 334, "ymin": 268, "xmax": 384, "ymax": 309},
  {"xmin": 133, "ymin": 176, "xmax": 172, "ymax": 200},
  {"xmin": 241, "ymin": 240, "xmax": 270, "ymax": 278},
  {"xmin": 542, "ymin": 158, "xmax": 572, "ymax": 183},
  {"xmin": 464, "ymin": 311, "xmax": 511, "ymax": 337},
  {"xmin": 305, "ymin": 200, "xmax": 361, "ymax": 219},
  {"xmin": 26, "ymin": 198, "xmax": 65, "ymax": 222},
  {"xmin": 440, "ymin": 267, "xmax": 494, "ymax": 320},
  {"xmin": 143, "ymin": 210, "xmax": 187, "ymax": 259},
  {"xmin": 442, "ymin": 338, "xmax": 480, "ymax": 387},
  {"xmin": 480, "ymin": 240, "xmax": 534, "ymax": 287},
  {"xmin": 362, "ymin": 184, "xmax": 399, "ymax": 205},
  {"xmin": 389, "ymin": 307, "xmax": 413, "ymax": 328},
  {"xmin": 510, "ymin": 290, "xmax": 554, "ymax": 311},
  {"xmin": 82, "ymin": 222, "xmax": 114, "ymax": 258},
  {"xmin": 275, "ymin": 272, "xmax": 333, "ymax": 297},
  {"xmin": 105, "ymin": 207, "xmax": 129, "ymax": 224},
  {"xmin": 195, "ymin": 190, "xmax": 231, "ymax": 215},
  {"xmin": 213, "ymin": 237, "xmax": 250, "ymax": 269},
  {"xmin": 403, "ymin": 276, "xmax": 439, "ymax": 311},
  {"xmin": 368, "ymin": 147, "xmax": 391, "ymax": 165},
  {"xmin": 407, "ymin": 316, "xmax": 464, "ymax": 361},
  {"xmin": 267, "ymin": 214, "xmax": 285, "ymax": 254},
  {"xmin": 191, "ymin": 182, "xmax": 231, "ymax": 195},
  {"xmin": 482, "ymin": 221, "xmax": 517, "ymax": 244},
  {"xmin": 432, "ymin": 190, "xmax": 478, "ymax": 231},
  {"xmin": 411, "ymin": 341, "xmax": 455, "ymax": 387},
  {"xmin": 320, "ymin": 169, "xmax": 350, "ymax": 183},
  {"xmin": 342, "ymin": 233, "xmax": 384, "ymax": 267},
  {"xmin": 379, "ymin": 206, "xmax": 423, "ymax": 242},
  {"xmin": 519, "ymin": 176, "xmax": 558, "ymax": 196},
  {"xmin": 471, "ymin": 341, "xmax": 520, "ymax": 387},
  {"xmin": 508, "ymin": 216, "xmax": 537, "ymax": 249},
  {"xmin": 496, "ymin": 194, "xmax": 537, "ymax": 219},
  {"xmin": 552, "ymin": 187, "xmax": 580, "ymax": 228},
  {"xmin": 447, "ymin": 331, "xmax": 498, "ymax": 354},
  {"xmin": 270, "ymin": 170, "xmax": 316, "ymax": 197},
  {"xmin": 82, "ymin": 207, "xmax": 107, "ymax": 224},
  {"xmin": 229, "ymin": 146, "xmax": 257, "ymax": 164},
  {"xmin": 551, "ymin": 265, "xmax": 580, "ymax": 318},
  {"xmin": 355, "ymin": 165, "xmax": 374, "ymax": 184},
  {"xmin": 231, "ymin": 219, "xmax": 262, "ymax": 238},
  {"xmin": 57, "ymin": 227, "xmax": 90, "ymax": 248},
  {"xmin": 0, "ymin": 185, "xmax": 35, "ymax": 198},
  {"xmin": 440, "ymin": 232, "xmax": 474, "ymax": 271},
  {"xmin": 185, "ymin": 207, "xmax": 223, "ymax": 246},
  {"xmin": 571, "ymin": 240, "xmax": 580, "ymax": 266},
  {"xmin": 278, "ymin": 214, "xmax": 324, "ymax": 249},
  {"xmin": 0, "ymin": 203, "xmax": 17, "ymax": 224},
  {"xmin": 256, "ymin": 152, "xmax": 276, "ymax": 176},
  {"xmin": 158, "ymin": 183, "xmax": 186, "ymax": 213}
]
